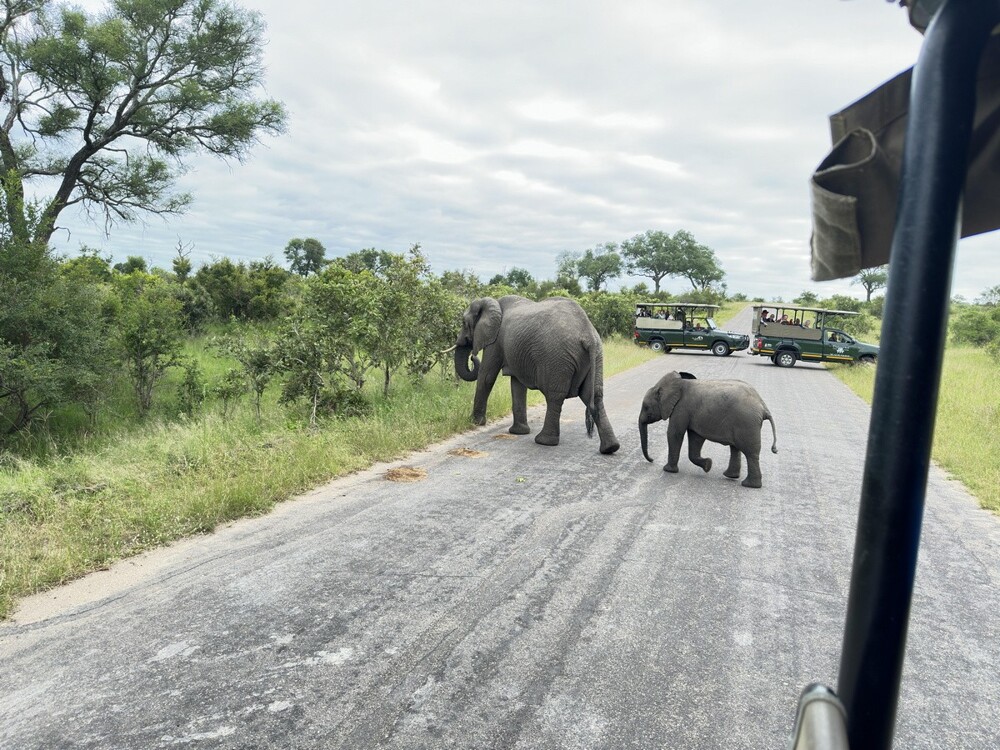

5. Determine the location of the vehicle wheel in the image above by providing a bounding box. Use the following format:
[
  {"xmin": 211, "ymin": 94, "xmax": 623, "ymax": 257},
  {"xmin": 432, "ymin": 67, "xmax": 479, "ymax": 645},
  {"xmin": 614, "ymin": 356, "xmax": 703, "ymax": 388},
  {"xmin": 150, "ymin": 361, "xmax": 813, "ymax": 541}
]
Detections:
[
  {"xmin": 859, "ymin": 354, "xmax": 876, "ymax": 365},
  {"xmin": 649, "ymin": 340, "xmax": 665, "ymax": 352},
  {"xmin": 711, "ymin": 341, "xmax": 730, "ymax": 357},
  {"xmin": 774, "ymin": 350, "xmax": 797, "ymax": 368}
]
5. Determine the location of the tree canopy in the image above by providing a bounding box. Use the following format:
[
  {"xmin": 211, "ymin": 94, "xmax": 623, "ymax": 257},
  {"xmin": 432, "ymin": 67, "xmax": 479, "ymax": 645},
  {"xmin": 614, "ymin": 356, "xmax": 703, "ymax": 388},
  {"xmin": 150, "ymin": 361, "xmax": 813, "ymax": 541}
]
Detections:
[
  {"xmin": 620, "ymin": 229, "xmax": 725, "ymax": 293},
  {"xmin": 284, "ymin": 237, "xmax": 327, "ymax": 276},
  {"xmin": 0, "ymin": 0, "xmax": 286, "ymax": 247},
  {"xmin": 852, "ymin": 265, "xmax": 889, "ymax": 302}
]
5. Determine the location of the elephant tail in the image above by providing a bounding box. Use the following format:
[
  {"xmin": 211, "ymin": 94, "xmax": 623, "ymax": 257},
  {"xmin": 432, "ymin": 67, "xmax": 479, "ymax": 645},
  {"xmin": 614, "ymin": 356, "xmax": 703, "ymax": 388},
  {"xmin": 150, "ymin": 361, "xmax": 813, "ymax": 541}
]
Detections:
[
  {"xmin": 765, "ymin": 412, "xmax": 778, "ymax": 454},
  {"xmin": 580, "ymin": 342, "xmax": 599, "ymax": 439}
]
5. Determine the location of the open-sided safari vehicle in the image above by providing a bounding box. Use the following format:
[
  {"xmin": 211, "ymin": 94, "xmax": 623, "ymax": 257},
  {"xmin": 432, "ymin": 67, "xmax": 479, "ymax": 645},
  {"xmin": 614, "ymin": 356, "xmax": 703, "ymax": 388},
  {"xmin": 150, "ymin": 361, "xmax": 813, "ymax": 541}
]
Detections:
[
  {"xmin": 789, "ymin": 1, "xmax": 1000, "ymax": 748},
  {"xmin": 750, "ymin": 304, "xmax": 879, "ymax": 368},
  {"xmin": 632, "ymin": 302, "xmax": 749, "ymax": 356}
]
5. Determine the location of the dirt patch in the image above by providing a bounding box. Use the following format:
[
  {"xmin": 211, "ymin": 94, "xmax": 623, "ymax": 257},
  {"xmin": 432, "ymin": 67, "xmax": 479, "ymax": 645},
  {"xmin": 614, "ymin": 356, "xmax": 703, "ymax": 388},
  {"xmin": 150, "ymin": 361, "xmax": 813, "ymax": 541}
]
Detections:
[
  {"xmin": 492, "ymin": 434, "xmax": 519, "ymax": 440},
  {"xmin": 448, "ymin": 448, "xmax": 487, "ymax": 458},
  {"xmin": 385, "ymin": 466, "xmax": 428, "ymax": 482}
]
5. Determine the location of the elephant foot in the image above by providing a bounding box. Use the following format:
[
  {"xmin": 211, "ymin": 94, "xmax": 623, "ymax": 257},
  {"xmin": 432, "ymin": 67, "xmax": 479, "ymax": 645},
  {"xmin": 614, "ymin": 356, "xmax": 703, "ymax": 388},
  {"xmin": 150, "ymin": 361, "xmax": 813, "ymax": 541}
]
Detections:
[
  {"xmin": 472, "ymin": 414, "xmax": 487, "ymax": 426},
  {"xmin": 741, "ymin": 477, "xmax": 763, "ymax": 489},
  {"xmin": 534, "ymin": 433, "xmax": 559, "ymax": 446},
  {"xmin": 723, "ymin": 469, "xmax": 741, "ymax": 480},
  {"xmin": 509, "ymin": 423, "xmax": 531, "ymax": 435},
  {"xmin": 699, "ymin": 458, "xmax": 712, "ymax": 473},
  {"xmin": 599, "ymin": 440, "xmax": 620, "ymax": 455},
  {"xmin": 663, "ymin": 464, "xmax": 678, "ymax": 473}
]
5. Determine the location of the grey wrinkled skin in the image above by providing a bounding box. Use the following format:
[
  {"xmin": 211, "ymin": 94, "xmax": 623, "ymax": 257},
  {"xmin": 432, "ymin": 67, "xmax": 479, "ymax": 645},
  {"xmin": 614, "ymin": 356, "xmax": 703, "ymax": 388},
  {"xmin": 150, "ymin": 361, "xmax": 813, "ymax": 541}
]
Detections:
[
  {"xmin": 639, "ymin": 370, "xmax": 777, "ymax": 488},
  {"xmin": 454, "ymin": 295, "xmax": 620, "ymax": 454}
]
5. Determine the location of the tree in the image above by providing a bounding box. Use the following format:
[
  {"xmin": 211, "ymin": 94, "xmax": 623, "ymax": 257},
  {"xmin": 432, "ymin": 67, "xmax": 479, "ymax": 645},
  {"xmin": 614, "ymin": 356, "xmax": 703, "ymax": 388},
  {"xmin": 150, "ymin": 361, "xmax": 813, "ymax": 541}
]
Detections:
[
  {"xmin": 620, "ymin": 230, "xmax": 678, "ymax": 294},
  {"xmin": 172, "ymin": 241, "xmax": 193, "ymax": 283},
  {"xmin": 215, "ymin": 328, "xmax": 275, "ymax": 422},
  {"xmin": 488, "ymin": 267, "xmax": 535, "ymax": 292},
  {"xmin": 576, "ymin": 243, "xmax": 622, "ymax": 292},
  {"xmin": 555, "ymin": 251, "xmax": 583, "ymax": 295},
  {"xmin": 621, "ymin": 229, "xmax": 724, "ymax": 293},
  {"xmin": 114, "ymin": 256, "xmax": 148, "ymax": 275},
  {"xmin": 0, "ymin": 0, "xmax": 286, "ymax": 249},
  {"xmin": 1, "ymin": 239, "xmax": 113, "ymax": 433},
  {"xmin": 794, "ymin": 291, "xmax": 819, "ymax": 306},
  {"xmin": 975, "ymin": 285, "xmax": 1000, "ymax": 306},
  {"xmin": 284, "ymin": 238, "xmax": 327, "ymax": 277},
  {"xmin": 114, "ymin": 273, "xmax": 185, "ymax": 415},
  {"xmin": 852, "ymin": 265, "xmax": 889, "ymax": 302}
]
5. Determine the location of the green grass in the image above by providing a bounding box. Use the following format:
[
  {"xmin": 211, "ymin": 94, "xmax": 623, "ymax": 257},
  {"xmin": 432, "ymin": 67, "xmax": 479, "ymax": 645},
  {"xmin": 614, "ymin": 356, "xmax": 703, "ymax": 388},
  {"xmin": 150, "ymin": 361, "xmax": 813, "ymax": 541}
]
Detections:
[
  {"xmin": 0, "ymin": 336, "xmax": 655, "ymax": 619},
  {"xmin": 830, "ymin": 345, "xmax": 1000, "ymax": 514}
]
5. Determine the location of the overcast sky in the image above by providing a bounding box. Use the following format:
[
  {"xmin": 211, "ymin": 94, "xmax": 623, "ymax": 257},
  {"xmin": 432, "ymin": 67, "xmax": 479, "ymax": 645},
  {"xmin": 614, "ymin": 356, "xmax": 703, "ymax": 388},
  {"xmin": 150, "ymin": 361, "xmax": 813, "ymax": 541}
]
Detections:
[{"xmin": 51, "ymin": 0, "xmax": 998, "ymax": 301}]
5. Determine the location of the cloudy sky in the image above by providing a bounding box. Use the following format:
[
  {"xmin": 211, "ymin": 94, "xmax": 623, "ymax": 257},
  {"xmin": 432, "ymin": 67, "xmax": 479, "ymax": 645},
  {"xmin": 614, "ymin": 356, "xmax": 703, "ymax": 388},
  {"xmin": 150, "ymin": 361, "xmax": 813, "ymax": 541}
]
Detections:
[{"xmin": 51, "ymin": 1, "xmax": 998, "ymax": 301}]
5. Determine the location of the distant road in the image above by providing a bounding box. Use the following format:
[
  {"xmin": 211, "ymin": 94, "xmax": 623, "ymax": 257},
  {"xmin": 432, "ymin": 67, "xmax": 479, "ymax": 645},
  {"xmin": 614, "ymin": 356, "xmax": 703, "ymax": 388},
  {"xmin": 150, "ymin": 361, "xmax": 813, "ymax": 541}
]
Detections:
[{"xmin": 2, "ymin": 305, "xmax": 998, "ymax": 749}]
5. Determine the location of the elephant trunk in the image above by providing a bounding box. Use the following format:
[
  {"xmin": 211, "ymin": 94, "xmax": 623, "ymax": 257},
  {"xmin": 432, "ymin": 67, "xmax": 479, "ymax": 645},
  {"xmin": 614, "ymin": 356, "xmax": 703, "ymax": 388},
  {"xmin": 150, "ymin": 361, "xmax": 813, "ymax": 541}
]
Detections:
[
  {"xmin": 454, "ymin": 345, "xmax": 479, "ymax": 382},
  {"xmin": 639, "ymin": 419, "xmax": 653, "ymax": 462}
]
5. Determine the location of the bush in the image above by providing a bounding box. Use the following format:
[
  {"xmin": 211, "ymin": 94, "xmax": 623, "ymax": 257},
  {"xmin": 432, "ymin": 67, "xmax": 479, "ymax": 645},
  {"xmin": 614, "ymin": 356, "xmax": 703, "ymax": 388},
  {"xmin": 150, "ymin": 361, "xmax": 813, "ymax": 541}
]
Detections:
[{"xmin": 950, "ymin": 304, "xmax": 1000, "ymax": 347}]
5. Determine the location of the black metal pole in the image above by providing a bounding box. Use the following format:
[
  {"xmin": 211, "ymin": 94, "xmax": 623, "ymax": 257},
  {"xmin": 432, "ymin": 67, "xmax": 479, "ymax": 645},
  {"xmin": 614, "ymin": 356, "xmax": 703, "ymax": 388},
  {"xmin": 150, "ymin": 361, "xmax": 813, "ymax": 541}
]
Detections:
[{"xmin": 837, "ymin": 2, "xmax": 1000, "ymax": 749}]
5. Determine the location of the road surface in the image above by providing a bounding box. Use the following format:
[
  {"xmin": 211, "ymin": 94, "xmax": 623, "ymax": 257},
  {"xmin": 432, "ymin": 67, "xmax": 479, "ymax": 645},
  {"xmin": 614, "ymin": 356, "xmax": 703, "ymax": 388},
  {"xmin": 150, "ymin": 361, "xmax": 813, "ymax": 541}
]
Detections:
[{"xmin": 2, "ymin": 306, "xmax": 998, "ymax": 749}]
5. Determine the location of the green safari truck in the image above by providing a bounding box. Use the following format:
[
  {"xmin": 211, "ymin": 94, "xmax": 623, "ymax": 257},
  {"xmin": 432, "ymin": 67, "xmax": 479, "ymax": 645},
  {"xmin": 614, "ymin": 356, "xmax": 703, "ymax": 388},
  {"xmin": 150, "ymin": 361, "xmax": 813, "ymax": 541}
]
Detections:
[
  {"xmin": 750, "ymin": 304, "xmax": 879, "ymax": 368},
  {"xmin": 633, "ymin": 302, "xmax": 749, "ymax": 356}
]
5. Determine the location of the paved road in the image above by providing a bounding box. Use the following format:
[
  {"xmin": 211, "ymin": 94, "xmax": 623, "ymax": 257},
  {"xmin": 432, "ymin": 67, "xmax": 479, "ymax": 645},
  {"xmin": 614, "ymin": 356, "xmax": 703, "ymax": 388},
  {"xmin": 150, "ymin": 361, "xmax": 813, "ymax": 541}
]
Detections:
[{"xmin": 2, "ymin": 307, "xmax": 999, "ymax": 749}]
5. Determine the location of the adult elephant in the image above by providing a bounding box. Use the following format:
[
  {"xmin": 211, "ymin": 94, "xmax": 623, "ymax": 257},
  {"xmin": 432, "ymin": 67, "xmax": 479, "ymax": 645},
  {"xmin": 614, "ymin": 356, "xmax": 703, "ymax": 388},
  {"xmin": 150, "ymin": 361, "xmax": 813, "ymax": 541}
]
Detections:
[
  {"xmin": 639, "ymin": 371, "xmax": 777, "ymax": 488},
  {"xmin": 453, "ymin": 295, "xmax": 620, "ymax": 454}
]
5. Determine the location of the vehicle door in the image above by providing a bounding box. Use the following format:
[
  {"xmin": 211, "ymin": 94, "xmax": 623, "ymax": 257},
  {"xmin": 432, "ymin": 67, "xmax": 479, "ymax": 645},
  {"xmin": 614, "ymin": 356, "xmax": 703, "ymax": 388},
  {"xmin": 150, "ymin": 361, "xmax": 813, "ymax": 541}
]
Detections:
[
  {"xmin": 682, "ymin": 315, "xmax": 711, "ymax": 351},
  {"xmin": 822, "ymin": 330, "xmax": 857, "ymax": 363}
]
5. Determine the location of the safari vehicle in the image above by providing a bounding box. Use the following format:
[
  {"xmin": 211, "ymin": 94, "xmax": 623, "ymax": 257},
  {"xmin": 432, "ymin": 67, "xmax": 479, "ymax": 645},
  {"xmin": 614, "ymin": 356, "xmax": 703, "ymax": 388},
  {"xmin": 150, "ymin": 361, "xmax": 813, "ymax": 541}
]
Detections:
[
  {"xmin": 632, "ymin": 302, "xmax": 749, "ymax": 356},
  {"xmin": 788, "ymin": 3, "xmax": 997, "ymax": 749},
  {"xmin": 750, "ymin": 305, "xmax": 879, "ymax": 368}
]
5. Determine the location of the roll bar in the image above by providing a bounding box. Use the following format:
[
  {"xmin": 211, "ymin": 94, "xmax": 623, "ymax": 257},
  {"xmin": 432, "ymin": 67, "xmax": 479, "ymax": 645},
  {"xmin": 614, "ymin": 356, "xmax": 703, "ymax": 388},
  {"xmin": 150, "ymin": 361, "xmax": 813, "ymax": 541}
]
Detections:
[{"xmin": 792, "ymin": 2, "xmax": 1000, "ymax": 749}]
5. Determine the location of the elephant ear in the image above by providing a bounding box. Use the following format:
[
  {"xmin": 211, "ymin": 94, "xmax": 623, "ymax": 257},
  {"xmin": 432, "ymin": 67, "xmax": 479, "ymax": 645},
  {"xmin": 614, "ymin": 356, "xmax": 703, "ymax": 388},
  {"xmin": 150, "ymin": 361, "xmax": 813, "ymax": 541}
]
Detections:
[
  {"xmin": 657, "ymin": 377, "xmax": 685, "ymax": 420},
  {"xmin": 473, "ymin": 297, "xmax": 502, "ymax": 353}
]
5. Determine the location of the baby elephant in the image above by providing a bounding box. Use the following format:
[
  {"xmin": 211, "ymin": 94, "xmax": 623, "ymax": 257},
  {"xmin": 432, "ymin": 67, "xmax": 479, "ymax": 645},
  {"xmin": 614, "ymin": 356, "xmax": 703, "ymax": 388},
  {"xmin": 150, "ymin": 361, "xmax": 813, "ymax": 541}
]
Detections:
[{"xmin": 639, "ymin": 371, "xmax": 777, "ymax": 488}]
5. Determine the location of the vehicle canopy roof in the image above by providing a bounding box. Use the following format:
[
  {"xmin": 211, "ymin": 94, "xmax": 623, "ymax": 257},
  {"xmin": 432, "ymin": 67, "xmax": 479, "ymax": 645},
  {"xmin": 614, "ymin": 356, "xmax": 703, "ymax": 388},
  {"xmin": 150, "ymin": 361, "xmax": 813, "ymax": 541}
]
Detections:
[
  {"xmin": 636, "ymin": 302, "xmax": 720, "ymax": 309},
  {"xmin": 753, "ymin": 303, "xmax": 859, "ymax": 317}
]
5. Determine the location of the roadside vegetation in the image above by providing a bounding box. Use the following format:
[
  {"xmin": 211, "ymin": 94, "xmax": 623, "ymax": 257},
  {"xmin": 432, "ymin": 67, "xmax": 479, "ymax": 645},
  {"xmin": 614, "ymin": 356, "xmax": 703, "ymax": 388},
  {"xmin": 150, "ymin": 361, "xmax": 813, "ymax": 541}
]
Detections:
[{"xmin": 830, "ymin": 287, "xmax": 1000, "ymax": 513}]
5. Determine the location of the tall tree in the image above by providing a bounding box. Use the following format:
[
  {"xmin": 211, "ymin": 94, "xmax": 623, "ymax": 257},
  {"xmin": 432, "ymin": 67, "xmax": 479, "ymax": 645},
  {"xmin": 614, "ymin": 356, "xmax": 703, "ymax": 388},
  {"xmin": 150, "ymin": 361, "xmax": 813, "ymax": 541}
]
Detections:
[
  {"xmin": 621, "ymin": 229, "xmax": 724, "ymax": 293},
  {"xmin": 284, "ymin": 237, "xmax": 327, "ymax": 276},
  {"xmin": 852, "ymin": 265, "xmax": 889, "ymax": 302},
  {"xmin": 620, "ymin": 230, "xmax": 678, "ymax": 294},
  {"xmin": 577, "ymin": 242, "xmax": 622, "ymax": 292},
  {"xmin": 0, "ymin": 0, "xmax": 286, "ymax": 248}
]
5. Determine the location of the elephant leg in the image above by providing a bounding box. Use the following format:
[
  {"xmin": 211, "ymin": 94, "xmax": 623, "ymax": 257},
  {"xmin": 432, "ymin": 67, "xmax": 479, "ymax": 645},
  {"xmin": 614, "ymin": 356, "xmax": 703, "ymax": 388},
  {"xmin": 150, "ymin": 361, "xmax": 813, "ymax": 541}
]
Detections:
[
  {"xmin": 724, "ymin": 447, "xmax": 742, "ymax": 479},
  {"xmin": 663, "ymin": 423, "xmax": 686, "ymax": 473},
  {"xmin": 472, "ymin": 367, "xmax": 500, "ymax": 425},
  {"xmin": 742, "ymin": 452, "xmax": 763, "ymax": 488},
  {"xmin": 535, "ymin": 394, "xmax": 563, "ymax": 446},
  {"xmin": 687, "ymin": 431, "xmax": 712, "ymax": 473},
  {"xmin": 592, "ymin": 395, "xmax": 620, "ymax": 455},
  {"xmin": 509, "ymin": 378, "xmax": 531, "ymax": 435}
]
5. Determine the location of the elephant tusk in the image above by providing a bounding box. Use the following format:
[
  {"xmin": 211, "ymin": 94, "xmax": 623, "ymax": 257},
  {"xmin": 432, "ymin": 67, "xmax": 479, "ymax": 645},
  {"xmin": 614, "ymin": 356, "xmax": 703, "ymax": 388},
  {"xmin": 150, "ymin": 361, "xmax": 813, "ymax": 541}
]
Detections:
[{"xmin": 440, "ymin": 344, "xmax": 458, "ymax": 354}]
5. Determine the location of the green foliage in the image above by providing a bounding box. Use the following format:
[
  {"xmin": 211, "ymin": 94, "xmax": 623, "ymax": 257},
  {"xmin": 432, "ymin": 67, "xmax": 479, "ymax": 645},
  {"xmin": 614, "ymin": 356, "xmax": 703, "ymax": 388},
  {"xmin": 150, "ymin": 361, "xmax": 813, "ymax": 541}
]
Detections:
[
  {"xmin": 0, "ymin": 0, "xmax": 286, "ymax": 247},
  {"xmin": 852, "ymin": 265, "xmax": 889, "ymax": 302},
  {"xmin": 175, "ymin": 359, "xmax": 206, "ymax": 415},
  {"xmin": 212, "ymin": 368, "xmax": 247, "ymax": 418},
  {"xmin": 794, "ymin": 290, "xmax": 819, "ymax": 305},
  {"xmin": 113, "ymin": 256, "xmax": 147, "ymax": 274},
  {"xmin": 577, "ymin": 242, "xmax": 623, "ymax": 292},
  {"xmin": 114, "ymin": 273, "xmax": 186, "ymax": 415},
  {"xmin": 620, "ymin": 229, "xmax": 725, "ymax": 292},
  {"xmin": 950, "ymin": 304, "xmax": 1000, "ymax": 348},
  {"xmin": 1, "ymin": 233, "xmax": 114, "ymax": 436},
  {"xmin": 213, "ymin": 328, "xmax": 275, "ymax": 421},
  {"xmin": 284, "ymin": 237, "xmax": 326, "ymax": 277},
  {"xmin": 192, "ymin": 257, "xmax": 290, "ymax": 322},
  {"xmin": 577, "ymin": 292, "xmax": 639, "ymax": 338}
]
